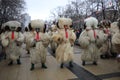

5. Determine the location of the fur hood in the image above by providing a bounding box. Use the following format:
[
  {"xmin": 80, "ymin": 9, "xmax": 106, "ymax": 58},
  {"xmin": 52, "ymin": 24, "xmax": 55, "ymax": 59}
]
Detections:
[
  {"xmin": 57, "ymin": 18, "xmax": 72, "ymax": 29},
  {"xmin": 30, "ymin": 19, "xmax": 45, "ymax": 32},
  {"xmin": 84, "ymin": 17, "xmax": 98, "ymax": 29},
  {"xmin": 4, "ymin": 21, "xmax": 21, "ymax": 30}
]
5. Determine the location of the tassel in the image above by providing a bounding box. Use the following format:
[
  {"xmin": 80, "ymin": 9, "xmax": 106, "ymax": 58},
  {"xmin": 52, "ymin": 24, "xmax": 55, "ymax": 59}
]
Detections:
[
  {"xmin": 35, "ymin": 32, "xmax": 40, "ymax": 41},
  {"xmin": 11, "ymin": 31, "xmax": 14, "ymax": 40},
  {"xmin": 93, "ymin": 30, "xmax": 96, "ymax": 39}
]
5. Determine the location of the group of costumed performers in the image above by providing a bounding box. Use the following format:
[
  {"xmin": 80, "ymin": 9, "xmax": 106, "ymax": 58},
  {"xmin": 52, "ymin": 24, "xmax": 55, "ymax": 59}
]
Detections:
[
  {"xmin": 79, "ymin": 16, "xmax": 120, "ymax": 66},
  {"xmin": 0, "ymin": 16, "xmax": 119, "ymax": 70},
  {"xmin": 0, "ymin": 18, "xmax": 76, "ymax": 70}
]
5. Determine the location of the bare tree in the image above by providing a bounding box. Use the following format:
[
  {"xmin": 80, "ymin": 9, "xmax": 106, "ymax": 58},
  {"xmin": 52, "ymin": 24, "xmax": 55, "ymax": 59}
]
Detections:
[
  {"xmin": 115, "ymin": 0, "xmax": 120, "ymax": 17},
  {"xmin": 50, "ymin": 6, "xmax": 65, "ymax": 20},
  {"xmin": 0, "ymin": 0, "xmax": 26, "ymax": 28},
  {"xmin": 49, "ymin": 0, "xmax": 120, "ymax": 29}
]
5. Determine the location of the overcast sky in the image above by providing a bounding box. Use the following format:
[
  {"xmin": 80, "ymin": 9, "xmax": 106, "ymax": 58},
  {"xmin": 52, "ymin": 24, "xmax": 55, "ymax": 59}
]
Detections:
[{"xmin": 26, "ymin": 0, "xmax": 71, "ymax": 20}]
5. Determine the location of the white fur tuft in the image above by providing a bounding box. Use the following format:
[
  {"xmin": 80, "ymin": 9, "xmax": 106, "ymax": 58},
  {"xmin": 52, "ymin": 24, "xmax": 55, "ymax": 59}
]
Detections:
[
  {"xmin": 4, "ymin": 21, "xmax": 21, "ymax": 29},
  {"xmin": 51, "ymin": 24, "xmax": 57, "ymax": 31},
  {"xmin": 78, "ymin": 30, "xmax": 90, "ymax": 48},
  {"xmin": 110, "ymin": 22, "xmax": 119, "ymax": 35},
  {"xmin": 1, "ymin": 39, "xmax": 9, "ymax": 47},
  {"xmin": 84, "ymin": 17, "xmax": 98, "ymax": 29}
]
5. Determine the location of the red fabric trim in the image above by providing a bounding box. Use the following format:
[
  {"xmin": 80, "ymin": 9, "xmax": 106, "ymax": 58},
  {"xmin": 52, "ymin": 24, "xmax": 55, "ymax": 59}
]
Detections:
[
  {"xmin": 11, "ymin": 31, "xmax": 14, "ymax": 40},
  {"xmin": 65, "ymin": 30, "xmax": 68, "ymax": 38},
  {"xmin": 93, "ymin": 30, "xmax": 96, "ymax": 39},
  {"xmin": 35, "ymin": 32, "xmax": 40, "ymax": 41},
  {"xmin": 64, "ymin": 25, "xmax": 68, "ymax": 38}
]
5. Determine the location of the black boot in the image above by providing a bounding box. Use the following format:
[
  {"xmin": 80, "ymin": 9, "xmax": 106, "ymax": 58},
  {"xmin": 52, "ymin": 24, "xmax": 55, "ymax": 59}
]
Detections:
[
  {"xmin": 8, "ymin": 61, "xmax": 13, "ymax": 65},
  {"xmin": 17, "ymin": 59, "xmax": 21, "ymax": 65},
  {"xmin": 42, "ymin": 63, "xmax": 47, "ymax": 69},
  {"xmin": 93, "ymin": 61, "xmax": 97, "ymax": 65},
  {"xmin": 82, "ymin": 61, "xmax": 85, "ymax": 66},
  {"xmin": 60, "ymin": 63, "xmax": 64, "ymax": 68},
  {"xmin": 69, "ymin": 61, "xmax": 73, "ymax": 67},
  {"xmin": 30, "ymin": 63, "xmax": 34, "ymax": 71}
]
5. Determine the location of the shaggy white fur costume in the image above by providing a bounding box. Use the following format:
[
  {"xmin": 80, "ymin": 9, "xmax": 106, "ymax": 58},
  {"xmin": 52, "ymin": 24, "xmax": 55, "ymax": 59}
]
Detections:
[
  {"xmin": 49, "ymin": 24, "xmax": 58, "ymax": 53},
  {"xmin": 110, "ymin": 22, "xmax": 119, "ymax": 36},
  {"xmin": 1, "ymin": 21, "xmax": 24, "ymax": 61},
  {"xmin": 112, "ymin": 32, "xmax": 120, "ymax": 54},
  {"xmin": 52, "ymin": 18, "xmax": 76, "ymax": 63},
  {"xmin": 24, "ymin": 31, "xmax": 36, "ymax": 52},
  {"xmin": 6, "ymin": 32, "xmax": 24, "ymax": 60},
  {"xmin": 100, "ymin": 21, "xmax": 111, "ymax": 57},
  {"xmin": 30, "ymin": 32, "xmax": 50, "ymax": 63},
  {"xmin": 29, "ymin": 20, "xmax": 50, "ymax": 64},
  {"xmin": 79, "ymin": 29, "xmax": 107, "ymax": 61},
  {"xmin": 111, "ymin": 21, "xmax": 120, "ymax": 54},
  {"xmin": 1, "ymin": 32, "xmax": 9, "ymax": 47},
  {"xmin": 79, "ymin": 17, "xmax": 107, "ymax": 64}
]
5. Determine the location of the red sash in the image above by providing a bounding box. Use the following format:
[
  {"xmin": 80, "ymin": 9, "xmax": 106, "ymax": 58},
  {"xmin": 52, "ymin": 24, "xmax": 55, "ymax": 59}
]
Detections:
[
  {"xmin": 11, "ymin": 31, "xmax": 14, "ymax": 40},
  {"xmin": 35, "ymin": 32, "xmax": 40, "ymax": 41},
  {"xmin": 64, "ymin": 25, "xmax": 68, "ymax": 39},
  {"xmin": 93, "ymin": 30, "xmax": 96, "ymax": 39}
]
